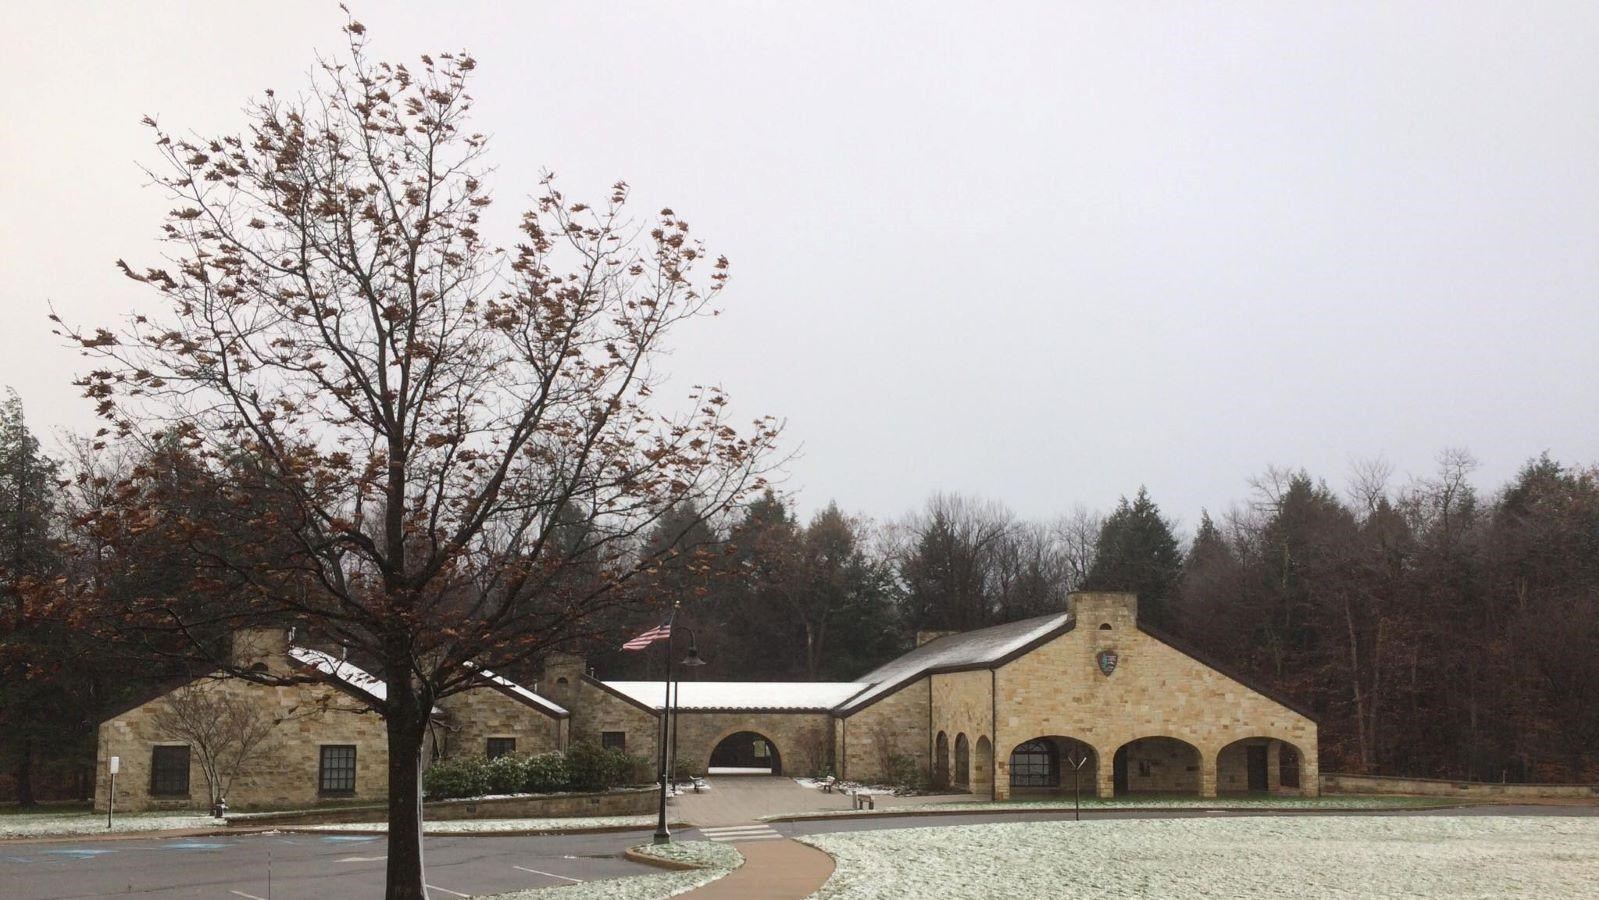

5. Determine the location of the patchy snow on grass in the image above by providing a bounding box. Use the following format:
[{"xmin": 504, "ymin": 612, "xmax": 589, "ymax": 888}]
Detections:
[
  {"xmin": 770, "ymin": 793, "xmax": 1448, "ymax": 820},
  {"xmin": 799, "ymin": 815, "xmax": 1599, "ymax": 899},
  {"xmin": 286, "ymin": 815, "xmax": 659, "ymax": 834},
  {"xmin": 480, "ymin": 840, "xmax": 740, "ymax": 900},
  {"xmin": 0, "ymin": 812, "xmax": 220, "ymax": 839}
]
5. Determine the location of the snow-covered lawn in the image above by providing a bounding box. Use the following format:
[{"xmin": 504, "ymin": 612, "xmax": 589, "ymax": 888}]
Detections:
[
  {"xmin": 0, "ymin": 811, "xmax": 221, "ymax": 839},
  {"xmin": 799, "ymin": 815, "xmax": 1599, "ymax": 899},
  {"xmin": 769, "ymin": 793, "xmax": 1449, "ymax": 820},
  {"xmin": 479, "ymin": 840, "xmax": 741, "ymax": 899},
  {"xmin": 285, "ymin": 815, "xmax": 660, "ymax": 834}
]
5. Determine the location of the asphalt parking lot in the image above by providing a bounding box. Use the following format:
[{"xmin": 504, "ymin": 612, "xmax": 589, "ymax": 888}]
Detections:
[{"xmin": 0, "ymin": 829, "xmax": 658, "ymax": 900}]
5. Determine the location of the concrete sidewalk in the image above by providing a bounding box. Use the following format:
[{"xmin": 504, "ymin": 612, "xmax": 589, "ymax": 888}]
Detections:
[{"xmin": 680, "ymin": 837, "xmax": 835, "ymax": 900}]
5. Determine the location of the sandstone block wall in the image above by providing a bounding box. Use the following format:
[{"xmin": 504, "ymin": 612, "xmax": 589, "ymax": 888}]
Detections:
[
  {"xmin": 930, "ymin": 669, "xmax": 994, "ymax": 794},
  {"xmin": 436, "ymin": 684, "xmax": 565, "ymax": 759},
  {"xmin": 993, "ymin": 592, "xmax": 1318, "ymax": 800},
  {"xmin": 670, "ymin": 711, "xmax": 832, "ymax": 777},
  {"xmin": 565, "ymin": 677, "xmax": 660, "ymax": 761},
  {"xmin": 837, "ymin": 678, "xmax": 930, "ymax": 783},
  {"xmin": 95, "ymin": 675, "xmax": 392, "ymax": 813}
]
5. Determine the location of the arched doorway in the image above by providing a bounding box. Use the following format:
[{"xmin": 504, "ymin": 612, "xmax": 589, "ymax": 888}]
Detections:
[
  {"xmin": 1216, "ymin": 737, "xmax": 1304, "ymax": 794},
  {"xmin": 1113, "ymin": 736, "xmax": 1201, "ymax": 796},
  {"xmin": 934, "ymin": 732, "xmax": 951, "ymax": 789},
  {"xmin": 708, "ymin": 732, "xmax": 782, "ymax": 775},
  {"xmin": 1008, "ymin": 736, "xmax": 1096, "ymax": 794},
  {"xmin": 954, "ymin": 734, "xmax": 970, "ymax": 788}
]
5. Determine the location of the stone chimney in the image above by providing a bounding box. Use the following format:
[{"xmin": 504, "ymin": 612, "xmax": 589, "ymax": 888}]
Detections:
[
  {"xmin": 230, "ymin": 626, "xmax": 291, "ymax": 675},
  {"xmin": 915, "ymin": 630, "xmax": 958, "ymax": 647},
  {"xmin": 540, "ymin": 651, "xmax": 587, "ymax": 708},
  {"xmin": 1067, "ymin": 591, "xmax": 1139, "ymax": 629}
]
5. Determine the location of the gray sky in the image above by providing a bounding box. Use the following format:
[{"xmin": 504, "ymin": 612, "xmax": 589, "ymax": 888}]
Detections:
[{"xmin": 3, "ymin": 1, "xmax": 1596, "ymax": 531}]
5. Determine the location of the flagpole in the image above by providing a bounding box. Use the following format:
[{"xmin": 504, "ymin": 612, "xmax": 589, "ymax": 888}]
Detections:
[{"xmin": 653, "ymin": 603, "xmax": 679, "ymax": 844}]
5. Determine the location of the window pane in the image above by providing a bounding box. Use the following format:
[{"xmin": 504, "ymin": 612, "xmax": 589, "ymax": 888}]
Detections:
[
  {"xmin": 487, "ymin": 738, "xmax": 516, "ymax": 760},
  {"xmin": 601, "ymin": 731, "xmax": 625, "ymax": 751},
  {"xmin": 319, "ymin": 745, "xmax": 357, "ymax": 794},
  {"xmin": 150, "ymin": 745, "xmax": 190, "ymax": 796},
  {"xmin": 1009, "ymin": 740, "xmax": 1058, "ymax": 787}
]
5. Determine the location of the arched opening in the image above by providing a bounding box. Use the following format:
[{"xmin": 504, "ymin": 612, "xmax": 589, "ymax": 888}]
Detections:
[
  {"xmin": 1098, "ymin": 623, "xmax": 1112, "ymax": 630},
  {"xmin": 973, "ymin": 736, "xmax": 994, "ymax": 796},
  {"xmin": 1113, "ymin": 736, "xmax": 1201, "ymax": 796},
  {"xmin": 954, "ymin": 733, "xmax": 970, "ymax": 788},
  {"xmin": 1008, "ymin": 736, "xmax": 1096, "ymax": 794},
  {"xmin": 1216, "ymin": 737, "xmax": 1304, "ymax": 794},
  {"xmin": 934, "ymin": 731, "xmax": 951, "ymax": 789},
  {"xmin": 708, "ymin": 731, "xmax": 782, "ymax": 776}
]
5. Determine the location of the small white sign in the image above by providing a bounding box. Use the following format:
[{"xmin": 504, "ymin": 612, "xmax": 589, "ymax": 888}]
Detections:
[{"xmin": 109, "ymin": 756, "xmax": 120, "ymax": 775}]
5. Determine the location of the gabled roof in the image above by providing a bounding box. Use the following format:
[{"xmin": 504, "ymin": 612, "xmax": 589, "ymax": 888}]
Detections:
[
  {"xmin": 289, "ymin": 646, "xmax": 389, "ymax": 705},
  {"xmin": 602, "ymin": 680, "xmax": 868, "ymax": 712},
  {"xmin": 835, "ymin": 612, "xmax": 1075, "ymax": 714},
  {"xmin": 467, "ymin": 664, "xmax": 568, "ymax": 717}
]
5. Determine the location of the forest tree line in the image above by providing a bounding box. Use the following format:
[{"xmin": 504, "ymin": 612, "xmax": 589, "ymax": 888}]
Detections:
[{"xmin": 1, "ymin": 392, "xmax": 1596, "ymax": 802}]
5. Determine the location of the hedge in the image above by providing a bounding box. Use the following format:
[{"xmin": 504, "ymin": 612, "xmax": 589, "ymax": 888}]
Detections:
[{"xmin": 424, "ymin": 744, "xmax": 648, "ymax": 801}]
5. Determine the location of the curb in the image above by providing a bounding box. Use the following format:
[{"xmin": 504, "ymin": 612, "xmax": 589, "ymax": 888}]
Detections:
[
  {"xmin": 761, "ymin": 803, "xmax": 1473, "ymax": 823},
  {"xmin": 0, "ymin": 827, "xmax": 238, "ymax": 846},
  {"xmin": 625, "ymin": 844, "xmax": 717, "ymax": 872},
  {"xmin": 270, "ymin": 820, "xmax": 692, "ymax": 837}
]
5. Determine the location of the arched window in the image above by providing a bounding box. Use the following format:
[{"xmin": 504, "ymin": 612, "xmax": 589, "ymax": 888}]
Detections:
[
  {"xmin": 1009, "ymin": 739, "xmax": 1059, "ymax": 787},
  {"xmin": 1099, "ymin": 623, "xmax": 1112, "ymax": 630}
]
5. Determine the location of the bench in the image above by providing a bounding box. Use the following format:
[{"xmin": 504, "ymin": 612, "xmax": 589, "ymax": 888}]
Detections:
[
  {"xmin": 849, "ymin": 789, "xmax": 878, "ymax": 810},
  {"xmin": 819, "ymin": 776, "xmax": 837, "ymax": 793}
]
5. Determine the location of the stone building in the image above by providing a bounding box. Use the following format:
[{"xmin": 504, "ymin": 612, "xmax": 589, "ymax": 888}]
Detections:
[{"xmin": 94, "ymin": 592, "xmax": 1317, "ymax": 811}]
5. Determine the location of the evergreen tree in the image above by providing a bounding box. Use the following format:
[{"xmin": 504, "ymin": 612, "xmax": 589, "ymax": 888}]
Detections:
[{"xmin": 1082, "ymin": 487, "xmax": 1183, "ymax": 629}]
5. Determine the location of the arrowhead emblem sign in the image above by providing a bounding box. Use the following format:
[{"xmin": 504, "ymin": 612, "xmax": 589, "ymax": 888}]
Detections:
[{"xmin": 1096, "ymin": 649, "xmax": 1119, "ymax": 676}]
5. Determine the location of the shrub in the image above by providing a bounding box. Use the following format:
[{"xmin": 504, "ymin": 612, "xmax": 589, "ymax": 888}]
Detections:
[
  {"xmin": 484, "ymin": 754, "xmax": 527, "ymax": 795},
  {"xmin": 885, "ymin": 753, "xmax": 929, "ymax": 793},
  {"xmin": 424, "ymin": 756, "xmax": 492, "ymax": 800},
  {"xmin": 524, "ymin": 752, "xmax": 570, "ymax": 794},
  {"xmin": 565, "ymin": 742, "xmax": 644, "ymax": 792}
]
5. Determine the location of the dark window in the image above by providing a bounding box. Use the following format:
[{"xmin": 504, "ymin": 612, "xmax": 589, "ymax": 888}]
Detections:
[
  {"xmin": 487, "ymin": 737, "xmax": 516, "ymax": 760},
  {"xmin": 149, "ymin": 745, "xmax": 190, "ymax": 796},
  {"xmin": 1098, "ymin": 623, "xmax": 1112, "ymax": 630},
  {"xmin": 319, "ymin": 745, "xmax": 357, "ymax": 795},
  {"xmin": 1009, "ymin": 739, "xmax": 1058, "ymax": 787},
  {"xmin": 601, "ymin": 731, "xmax": 626, "ymax": 751}
]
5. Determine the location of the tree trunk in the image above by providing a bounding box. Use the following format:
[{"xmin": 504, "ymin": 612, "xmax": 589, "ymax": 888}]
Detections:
[{"xmin": 384, "ymin": 690, "xmax": 429, "ymax": 900}]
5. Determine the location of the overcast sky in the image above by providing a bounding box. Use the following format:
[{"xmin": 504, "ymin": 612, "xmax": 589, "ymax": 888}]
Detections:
[{"xmin": 3, "ymin": 2, "xmax": 1596, "ymax": 532}]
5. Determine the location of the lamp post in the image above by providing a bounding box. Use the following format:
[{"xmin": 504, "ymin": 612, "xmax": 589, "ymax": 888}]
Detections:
[{"xmin": 671, "ymin": 632, "xmax": 706, "ymax": 793}]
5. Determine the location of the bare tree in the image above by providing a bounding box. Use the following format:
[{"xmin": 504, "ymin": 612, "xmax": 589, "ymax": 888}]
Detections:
[
  {"xmin": 150, "ymin": 680, "xmax": 284, "ymax": 814},
  {"xmin": 54, "ymin": 16, "xmax": 777, "ymax": 898}
]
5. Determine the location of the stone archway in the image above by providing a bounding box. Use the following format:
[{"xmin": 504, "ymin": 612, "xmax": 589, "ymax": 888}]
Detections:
[
  {"xmin": 1216, "ymin": 737, "xmax": 1307, "ymax": 795},
  {"xmin": 954, "ymin": 733, "xmax": 970, "ymax": 788},
  {"xmin": 1007, "ymin": 736, "xmax": 1096, "ymax": 795},
  {"xmin": 974, "ymin": 736, "xmax": 994, "ymax": 797},
  {"xmin": 708, "ymin": 731, "xmax": 782, "ymax": 775},
  {"xmin": 1113, "ymin": 736, "xmax": 1202, "ymax": 796},
  {"xmin": 934, "ymin": 731, "xmax": 951, "ymax": 789}
]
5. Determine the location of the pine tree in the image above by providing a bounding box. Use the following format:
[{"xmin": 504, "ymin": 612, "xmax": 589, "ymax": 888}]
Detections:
[{"xmin": 1082, "ymin": 487, "xmax": 1183, "ymax": 629}]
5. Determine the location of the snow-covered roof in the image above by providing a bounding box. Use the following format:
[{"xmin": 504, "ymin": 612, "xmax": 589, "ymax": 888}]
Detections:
[
  {"xmin": 835, "ymin": 612, "xmax": 1073, "ymax": 713},
  {"xmin": 289, "ymin": 646, "xmax": 390, "ymax": 704},
  {"xmin": 602, "ymin": 680, "xmax": 869, "ymax": 711},
  {"xmin": 469, "ymin": 664, "xmax": 568, "ymax": 717}
]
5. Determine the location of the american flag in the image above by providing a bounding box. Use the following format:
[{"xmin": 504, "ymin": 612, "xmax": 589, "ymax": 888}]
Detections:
[{"xmin": 622, "ymin": 620, "xmax": 672, "ymax": 651}]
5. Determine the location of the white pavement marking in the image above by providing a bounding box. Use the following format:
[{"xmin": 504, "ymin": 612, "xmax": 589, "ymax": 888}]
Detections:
[
  {"xmin": 229, "ymin": 891, "xmax": 268, "ymax": 900},
  {"xmin": 426, "ymin": 884, "xmax": 471, "ymax": 898},
  {"xmin": 699, "ymin": 824, "xmax": 784, "ymax": 842},
  {"xmin": 337, "ymin": 855, "xmax": 388, "ymax": 862},
  {"xmin": 513, "ymin": 864, "xmax": 583, "ymax": 883}
]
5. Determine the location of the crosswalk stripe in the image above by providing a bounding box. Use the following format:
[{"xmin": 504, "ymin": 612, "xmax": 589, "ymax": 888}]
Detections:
[{"xmin": 698, "ymin": 823, "xmax": 784, "ymax": 842}]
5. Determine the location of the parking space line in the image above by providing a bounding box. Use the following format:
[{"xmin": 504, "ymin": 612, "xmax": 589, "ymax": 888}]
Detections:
[
  {"xmin": 513, "ymin": 864, "xmax": 583, "ymax": 884},
  {"xmin": 426, "ymin": 884, "xmax": 471, "ymax": 898},
  {"xmin": 229, "ymin": 891, "xmax": 268, "ymax": 900}
]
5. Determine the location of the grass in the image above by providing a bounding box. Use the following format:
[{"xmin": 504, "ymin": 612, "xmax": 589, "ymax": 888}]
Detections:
[
  {"xmin": 477, "ymin": 840, "xmax": 741, "ymax": 899},
  {"xmin": 0, "ymin": 809, "xmax": 222, "ymax": 839},
  {"xmin": 767, "ymin": 792, "xmax": 1459, "ymax": 821}
]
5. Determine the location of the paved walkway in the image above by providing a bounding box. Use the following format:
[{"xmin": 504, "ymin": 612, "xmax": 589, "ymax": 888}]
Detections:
[{"xmin": 679, "ymin": 835, "xmax": 835, "ymax": 900}]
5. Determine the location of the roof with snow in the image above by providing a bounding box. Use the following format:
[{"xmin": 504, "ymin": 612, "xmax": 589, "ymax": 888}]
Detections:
[
  {"xmin": 602, "ymin": 680, "xmax": 869, "ymax": 711},
  {"xmin": 289, "ymin": 646, "xmax": 391, "ymax": 704},
  {"xmin": 834, "ymin": 612, "xmax": 1073, "ymax": 713},
  {"xmin": 470, "ymin": 664, "xmax": 568, "ymax": 717}
]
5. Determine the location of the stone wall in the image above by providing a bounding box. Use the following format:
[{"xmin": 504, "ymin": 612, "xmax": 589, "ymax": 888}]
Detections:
[
  {"xmin": 930, "ymin": 669, "xmax": 994, "ymax": 794},
  {"xmin": 1321, "ymin": 773, "xmax": 1599, "ymax": 799},
  {"xmin": 837, "ymin": 677, "xmax": 930, "ymax": 783},
  {"xmin": 227, "ymin": 786, "xmax": 657, "ymax": 827},
  {"xmin": 993, "ymin": 592, "xmax": 1319, "ymax": 800},
  {"xmin": 565, "ymin": 677, "xmax": 660, "ymax": 761},
  {"xmin": 96, "ymin": 675, "xmax": 392, "ymax": 813},
  {"xmin": 670, "ymin": 711, "xmax": 832, "ymax": 777},
  {"xmin": 436, "ymin": 683, "xmax": 565, "ymax": 759}
]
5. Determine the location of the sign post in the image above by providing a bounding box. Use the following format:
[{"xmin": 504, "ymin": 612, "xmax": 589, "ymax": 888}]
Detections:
[
  {"xmin": 1065, "ymin": 750, "xmax": 1089, "ymax": 821},
  {"xmin": 106, "ymin": 756, "xmax": 120, "ymax": 830}
]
